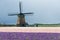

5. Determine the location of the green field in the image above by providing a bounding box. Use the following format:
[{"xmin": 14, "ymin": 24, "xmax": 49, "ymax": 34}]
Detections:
[
  {"xmin": 0, "ymin": 24, "xmax": 60, "ymax": 27},
  {"xmin": 33, "ymin": 24, "xmax": 60, "ymax": 27}
]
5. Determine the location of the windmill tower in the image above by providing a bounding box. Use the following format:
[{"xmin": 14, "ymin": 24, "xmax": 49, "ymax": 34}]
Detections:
[{"xmin": 8, "ymin": 2, "xmax": 33, "ymax": 27}]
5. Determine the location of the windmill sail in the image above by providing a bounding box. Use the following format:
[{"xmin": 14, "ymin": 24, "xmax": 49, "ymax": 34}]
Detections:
[
  {"xmin": 8, "ymin": 14, "xmax": 18, "ymax": 16},
  {"xmin": 23, "ymin": 12, "xmax": 33, "ymax": 14},
  {"xmin": 19, "ymin": 2, "xmax": 22, "ymax": 14}
]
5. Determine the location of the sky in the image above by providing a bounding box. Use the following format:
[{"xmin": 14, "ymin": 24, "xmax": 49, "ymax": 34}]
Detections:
[{"xmin": 0, "ymin": 0, "xmax": 60, "ymax": 24}]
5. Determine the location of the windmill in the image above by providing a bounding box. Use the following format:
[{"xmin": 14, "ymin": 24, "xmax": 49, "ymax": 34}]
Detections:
[{"xmin": 8, "ymin": 2, "xmax": 33, "ymax": 27}]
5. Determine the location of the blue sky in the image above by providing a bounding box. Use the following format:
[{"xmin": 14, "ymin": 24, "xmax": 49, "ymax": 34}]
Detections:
[{"xmin": 0, "ymin": 0, "xmax": 60, "ymax": 24}]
